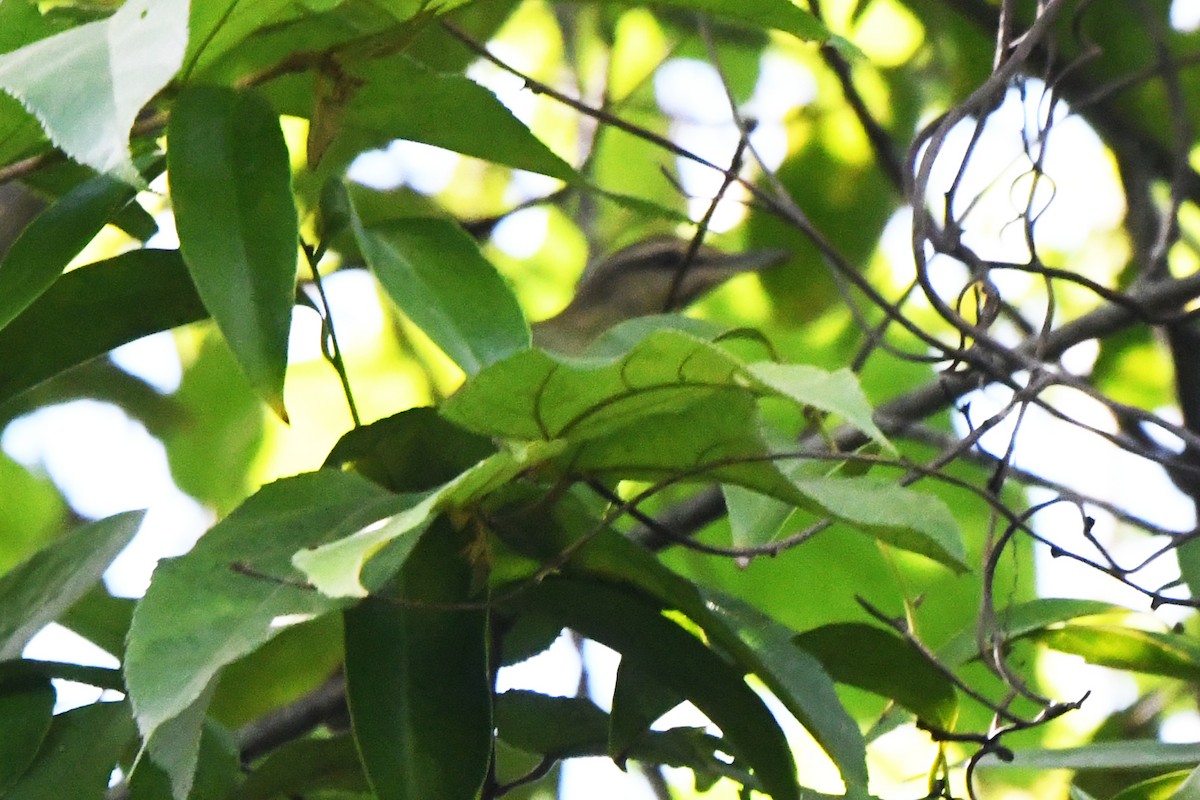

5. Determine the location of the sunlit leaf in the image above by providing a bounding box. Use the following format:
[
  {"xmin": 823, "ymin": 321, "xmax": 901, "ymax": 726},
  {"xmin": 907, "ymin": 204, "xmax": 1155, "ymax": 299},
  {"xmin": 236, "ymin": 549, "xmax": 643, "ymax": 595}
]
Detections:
[
  {"xmin": 128, "ymin": 718, "xmax": 239, "ymax": 800},
  {"xmin": 1108, "ymin": 771, "xmax": 1190, "ymax": 800},
  {"xmin": 0, "ymin": 0, "xmax": 187, "ymax": 184},
  {"xmin": 1170, "ymin": 764, "xmax": 1200, "ymax": 800},
  {"xmin": 125, "ymin": 472, "xmax": 405, "ymax": 762},
  {"xmin": 350, "ymin": 211, "xmax": 530, "ymax": 375},
  {"xmin": 747, "ymin": 362, "xmax": 891, "ymax": 449},
  {"xmin": 294, "ymin": 440, "xmax": 562, "ymax": 598},
  {"xmin": 978, "ymin": 741, "xmax": 1200, "ymax": 771},
  {"xmin": 1038, "ymin": 625, "xmax": 1200, "ymax": 680},
  {"xmin": 790, "ymin": 474, "xmax": 967, "ymax": 572},
  {"xmin": 939, "ymin": 598, "xmax": 1128, "ymax": 667},
  {"xmin": 138, "ymin": 683, "xmax": 219, "ymax": 800},
  {"xmin": 443, "ymin": 330, "xmax": 740, "ymax": 440}
]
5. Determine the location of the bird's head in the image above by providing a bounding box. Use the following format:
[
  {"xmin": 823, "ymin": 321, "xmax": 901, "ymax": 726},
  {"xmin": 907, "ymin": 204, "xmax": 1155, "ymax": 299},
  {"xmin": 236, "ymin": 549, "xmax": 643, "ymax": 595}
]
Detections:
[{"xmin": 532, "ymin": 236, "xmax": 788, "ymax": 353}]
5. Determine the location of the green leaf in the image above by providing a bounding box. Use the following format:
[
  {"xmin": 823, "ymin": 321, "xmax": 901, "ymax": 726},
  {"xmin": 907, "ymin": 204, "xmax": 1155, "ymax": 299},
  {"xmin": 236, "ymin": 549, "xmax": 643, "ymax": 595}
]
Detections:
[
  {"xmin": 0, "ymin": 0, "xmax": 62, "ymax": 55},
  {"xmin": 939, "ymin": 598, "xmax": 1128, "ymax": 667},
  {"xmin": 0, "ymin": 659, "xmax": 123, "ymax": 692},
  {"xmin": 701, "ymin": 593, "xmax": 871, "ymax": 794},
  {"xmin": 238, "ymin": 735, "xmax": 370, "ymax": 800},
  {"xmin": 349, "ymin": 213, "xmax": 530, "ymax": 375},
  {"xmin": 1172, "ymin": 765, "xmax": 1200, "ymax": 800},
  {"xmin": 0, "ymin": 0, "xmax": 187, "ymax": 184},
  {"xmin": 337, "ymin": 53, "xmax": 578, "ymax": 182},
  {"xmin": 631, "ymin": 0, "xmax": 829, "ymax": 42},
  {"xmin": 0, "ymin": 671, "xmax": 54, "ymax": 795},
  {"xmin": 292, "ymin": 492, "xmax": 439, "ymax": 600},
  {"xmin": 324, "ymin": 407, "xmax": 497, "ymax": 493},
  {"xmin": 184, "ymin": 0, "xmax": 298, "ymax": 76},
  {"xmin": 794, "ymin": 622, "xmax": 958, "ymax": 729},
  {"xmin": 496, "ymin": 690, "xmax": 611, "ymax": 756},
  {"xmin": 724, "ymin": 482, "xmax": 793, "ymax": 548},
  {"xmin": 979, "ymin": 741, "xmax": 1200, "ymax": 771},
  {"xmin": 1037, "ymin": 625, "xmax": 1200, "ymax": 680},
  {"xmin": 129, "ymin": 718, "xmax": 239, "ymax": 800},
  {"xmin": 789, "ymin": 475, "xmax": 967, "ymax": 573},
  {"xmin": 125, "ymin": 471, "xmax": 400, "ymax": 758},
  {"xmin": 569, "ymin": 390, "xmax": 802, "ymax": 502},
  {"xmin": 0, "ymin": 249, "xmax": 206, "ymax": 411},
  {"xmin": 6, "ymin": 700, "xmax": 137, "ymax": 800},
  {"xmin": 504, "ymin": 516, "xmax": 867, "ymax": 793},
  {"xmin": 521, "ymin": 576, "xmax": 800, "ymax": 800},
  {"xmin": 139, "ymin": 682, "xmax": 219, "ymax": 800},
  {"xmin": 208, "ymin": 615, "xmax": 343, "ymax": 729},
  {"xmin": 0, "ymin": 174, "xmax": 136, "ymax": 331},
  {"xmin": 294, "ymin": 441, "xmax": 562, "ymax": 598},
  {"xmin": 168, "ymin": 85, "xmax": 299, "ymax": 419},
  {"xmin": 1109, "ymin": 772, "xmax": 1191, "ymax": 800},
  {"xmin": 345, "ymin": 521, "xmax": 491, "ymax": 800},
  {"xmin": 609, "ymin": 663, "xmax": 683, "ymax": 765},
  {"xmin": 496, "ymin": 690, "xmax": 751, "ymax": 789},
  {"xmin": 746, "ymin": 362, "xmax": 891, "ymax": 450},
  {"xmin": 444, "ymin": 331, "xmax": 888, "ymax": 492},
  {"xmin": 443, "ymin": 328, "xmax": 749, "ymax": 442},
  {"xmin": 0, "ymin": 510, "xmax": 143, "ymax": 660}
]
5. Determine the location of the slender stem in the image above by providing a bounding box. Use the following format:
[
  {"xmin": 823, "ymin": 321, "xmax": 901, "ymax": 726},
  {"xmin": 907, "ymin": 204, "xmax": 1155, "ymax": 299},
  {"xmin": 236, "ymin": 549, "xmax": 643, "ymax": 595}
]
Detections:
[{"xmin": 302, "ymin": 241, "xmax": 361, "ymax": 427}]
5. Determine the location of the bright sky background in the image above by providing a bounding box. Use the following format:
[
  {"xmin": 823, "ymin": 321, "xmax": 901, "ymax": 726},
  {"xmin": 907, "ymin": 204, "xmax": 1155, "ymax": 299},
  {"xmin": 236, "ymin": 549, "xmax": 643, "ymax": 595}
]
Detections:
[{"xmin": 6, "ymin": 4, "xmax": 1200, "ymax": 797}]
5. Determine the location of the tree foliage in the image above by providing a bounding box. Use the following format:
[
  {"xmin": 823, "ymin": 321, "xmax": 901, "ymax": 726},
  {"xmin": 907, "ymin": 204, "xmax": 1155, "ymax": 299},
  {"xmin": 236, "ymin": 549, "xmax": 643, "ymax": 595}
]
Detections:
[{"xmin": 1, "ymin": 1, "xmax": 1199, "ymax": 799}]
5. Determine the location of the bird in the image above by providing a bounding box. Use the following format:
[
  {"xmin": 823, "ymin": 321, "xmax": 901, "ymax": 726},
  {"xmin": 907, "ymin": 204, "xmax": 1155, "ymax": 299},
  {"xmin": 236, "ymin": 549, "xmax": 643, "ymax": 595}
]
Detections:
[{"xmin": 530, "ymin": 236, "xmax": 788, "ymax": 354}]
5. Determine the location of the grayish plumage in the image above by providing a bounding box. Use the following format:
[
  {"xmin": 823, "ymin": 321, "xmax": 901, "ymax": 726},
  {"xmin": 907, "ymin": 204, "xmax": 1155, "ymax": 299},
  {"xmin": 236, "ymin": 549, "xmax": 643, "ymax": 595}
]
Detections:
[{"xmin": 531, "ymin": 237, "xmax": 788, "ymax": 353}]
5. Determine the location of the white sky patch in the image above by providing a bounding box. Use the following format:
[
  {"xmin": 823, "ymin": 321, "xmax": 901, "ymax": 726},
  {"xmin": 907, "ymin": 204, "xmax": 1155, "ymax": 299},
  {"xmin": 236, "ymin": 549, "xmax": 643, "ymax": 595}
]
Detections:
[
  {"xmin": 1161, "ymin": 709, "xmax": 1200, "ymax": 743},
  {"xmin": 495, "ymin": 629, "xmax": 582, "ymax": 697},
  {"xmin": 289, "ymin": 269, "xmax": 386, "ymax": 364},
  {"xmin": 111, "ymin": 332, "xmax": 183, "ymax": 394},
  {"xmin": 347, "ymin": 139, "xmax": 461, "ymax": 194},
  {"xmin": 506, "ymin": 168, "xmax": 562, "ymax": 204},
  {"xmin": 560, "ymin": 758, "xmax": 659, "ymax": 800},
  {"xmin": 1, "ymin": 400, "xmax": 212, "ymax": 597},
  {"xmin": 659, "ymin": 52, "xmax": 818, "ymax": 233},
  {"xmin": 654, "ymin": 59, "xmax": 732, "ymax": 124},
  {"xmin": 23, "ymin": 623, "xmax": 123, "ymax": 713},
  {"xmin": 745, "ymin": 51, "xmax": 817, "ymax": 121},
  {"xmin": 953, "ymin": 382, "xmax": 1196, "ymax": 624},
  {"xmin": 1172, "ymin": 0, "xmax": 1200, "ymax": 31},
  {"xmin": 917, "ymin": 81, "xmax": 1124, "ymax": 270},
  {"xmin": 269, "ymin": 613, "xmax": 317, "ymax": 629},
  {"xmin": 346, "ymin": 147, "xmax": 404, "ymax": 190},
  {"xmin": 492, "ymin": 206, "xmax": 550, "ymax": 259},
  {"xmin": 3, "ymin": 401, "xmax": 174, "ymax": 519},
  {"xmin": 467, "ymin": 48, "xmax": 537, "ymax": 125}
]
